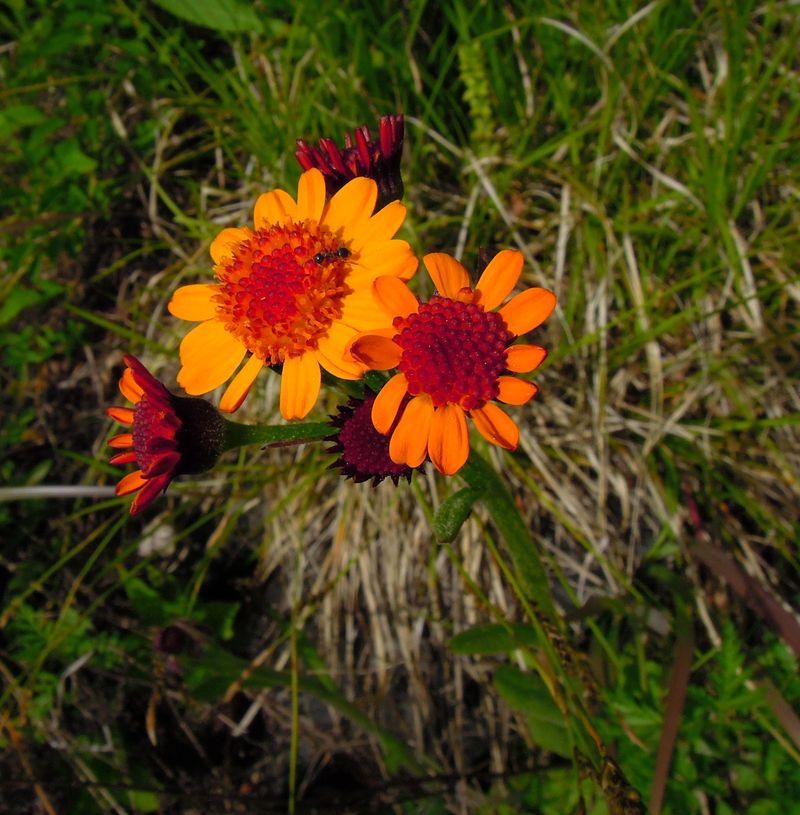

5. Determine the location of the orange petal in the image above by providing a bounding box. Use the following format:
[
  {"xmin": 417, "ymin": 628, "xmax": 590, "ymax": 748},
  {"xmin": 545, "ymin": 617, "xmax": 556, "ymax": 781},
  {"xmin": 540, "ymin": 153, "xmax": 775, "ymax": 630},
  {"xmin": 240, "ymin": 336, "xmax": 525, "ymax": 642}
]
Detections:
[
  {"xmin": 320, "ymin": 177, "xmax": 377, "ymax": 242},
  {"xmin": 254, "ymin": 189, "xmax": 298, "ymax": 229},
  {"xmin": 389, "ymin": 394, "xmax": 433, "ymax": 467},
  {"xmin": 109, "ymin": 433, "xmax": 133, "ymax": 449},
  {"xmin": 106, "ymin": 406, "xmax": 134, "ymax": 425},
  {"xmin": 116, "ymin": 469, "xmax": 147, "ymax": 496},
  {"xmin": 349, "ymin": 240, "xmax": 418, "ymax": 285},
  {"xmin": 349, "ymin": 201, "xmax": 407, "ymax": 251},
  {"xmin": 475, "ymin": 250, "xmax": 523, "ymax": 311},
  {"xmin": 119, "ymin": 368, "xmax": 144, "ymax": 404},
  {"xmin": 471, "ymin": 403, "xmax": 519, "ymax": 450},
  {"xmin": 168, "ymin": 284, "xmax": 220, "ymax": 322},
  {"xmin": 371, "ymin": 372, "xmax": 409, "ymax": 434},
  {"xmin": 340, "ymin": 289, "xmax": 397, "ymax": 331},
  {"xmin": 296, "ymin": 168, "xmax": 326, "ymax": 222},
  {"xmin": 315, "ymin": 324, "xmax": 365, "ymax": 380},
  {"xmin": 110, "ymin": 451, "xmax": 137, "ymax": 465},
  {"xmin": 210, "ymin": 227, "xmax": 251, "ymax": 264},
  {"xmin": 373, "ymin": 276, "xmax": 419, "ymax": 319},
  {"xmin": 219, "ymin": 354, "xmax": 264, "ymax": 413},
  {"xmin": 177, "ymin": 320, "xmax": 247, "ymax": 395},
  {"xmin": 280, "ymin": 351, "xmax": 321, "ymax": 420},
  {"xmin": 498, "ymin": 288, "xmax": 557, "ymax": 336},
  {"xmin": 428, "ymin": 405, "xmax": 470, "ymax": 475},
  {"xmin": 497, "ymin": 376, "xmax": 539, "ymax": 405},
  {"xmin": 348, "ymin": 331, "xmax": 402, "ymax": 371},
  {"xmin": 505, "ymin": 344, "xmax": 548, "ymax": 373},
  {"xmin": 424, "ymin": 253, "xmax": 470, "ymax": 299}
]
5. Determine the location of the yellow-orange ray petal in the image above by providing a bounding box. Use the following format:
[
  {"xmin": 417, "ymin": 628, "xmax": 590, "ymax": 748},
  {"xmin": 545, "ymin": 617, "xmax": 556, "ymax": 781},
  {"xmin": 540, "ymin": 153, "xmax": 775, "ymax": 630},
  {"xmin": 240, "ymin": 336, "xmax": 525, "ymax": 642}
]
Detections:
[
  {"xmin": 389, "ymin": 394, "xmax": 434, "ymax": 467},
  {"xmin": 177, "ymin": 320, "xmax": 247, "ymax": 395},
  {"xmin": 116, "ymin": 469, "xmax": 147, "ymax": 496},
  {"xmin": 349, "ymin": 201, "xmax": 407, "ymax": 251},
  {"xmin": 168, "ymin": 284, "xmax": 220, "ymax": 322},
  {"xmin": 424, "ymin": 253, "xmax": 470, "ymax": 299},
  {"xmin": 219, "ymin": 354, "xmax": 264, "ymax": 413},
  {"xmin": 280, "ymin": 351, "xmax": 321, "ymax": 420},
  {"xmin": 107, "ymin": 406, "xmax": 134, "ymax": 425},
  {"xmin": 498, "ymin": 288, "xmax": 557, "ymax": 336},
  {"xmin": 371, "ymin": 373, "xmax": 409, "ymax": 434},
  {"xmin": 428, "ymin": 404, "xmax": 470, "ymax": 475},
  {"xmin": 505, "ymin": 343, "xmax": 548, "ymax": 373},
  {"xmin": 340, "ymin": 289, "xmax": 396, "ymax": 331},
  {"xmin": 120, "ymin": 368, "xmax": 144, "ymax": 404},
  {"xmin": 210, "ymin": 227, "xmax": 251, "ymax": 264},
  {"xmin": 474, "ymin": 249, "xmax": 523, "ymax": 311},
  {"xmin": 296, "ymin": 168, "xmax": 326, "ymax": 223},
  {"xmin": 320, "ymin": 177, "xmax": 377, "ymax": 241},
  {"xmin": 471, "ymin": 403, "xmax": 519, "ymax": 450},
  {"xmin": 348, "ymin": 331, "xmax": 402, "ymax": 370},
  {"xmin": 254, "ymin": 189, "xmax": 298, "ymax": 229},
  {"xmin": 497, "ymin": 376, "xmax": 539, "ymax": 405},
  {"xmin": 373, "ymin": 276, "xmax": 419, "ymax": 319},
  {"xmin": 109, "ymin": 433, "xmax": 133, "ymax": 449},
  {"xmin": 349, "ymin": 240, "xmax": 418, "ymax": 286},
  {"xmin": 316, "ymin": 324, "xmax": 365, "ymax": 379}
]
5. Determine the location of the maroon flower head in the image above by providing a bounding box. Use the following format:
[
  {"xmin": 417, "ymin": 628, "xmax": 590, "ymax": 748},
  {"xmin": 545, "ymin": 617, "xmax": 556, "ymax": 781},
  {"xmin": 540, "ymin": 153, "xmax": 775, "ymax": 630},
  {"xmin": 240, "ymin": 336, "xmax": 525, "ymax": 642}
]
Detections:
[
  {"xmin": 296, "ymin": 114, "xmax": 405, "ymax": 210},
  {"xmin": 327, "ymin": 394, "xmax": 416, "ymax": 486},
  {"xmin": 106, "ymin": 355, "xmax": 225, "ymax": 515}
]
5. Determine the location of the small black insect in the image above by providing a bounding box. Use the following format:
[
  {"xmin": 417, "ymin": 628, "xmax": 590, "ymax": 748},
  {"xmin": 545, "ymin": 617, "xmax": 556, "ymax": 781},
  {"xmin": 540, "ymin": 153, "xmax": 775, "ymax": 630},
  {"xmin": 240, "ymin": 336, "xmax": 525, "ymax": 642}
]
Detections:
[{"xmin": 313, "ymin": 247, "xmax": 351, "ymax": 265}]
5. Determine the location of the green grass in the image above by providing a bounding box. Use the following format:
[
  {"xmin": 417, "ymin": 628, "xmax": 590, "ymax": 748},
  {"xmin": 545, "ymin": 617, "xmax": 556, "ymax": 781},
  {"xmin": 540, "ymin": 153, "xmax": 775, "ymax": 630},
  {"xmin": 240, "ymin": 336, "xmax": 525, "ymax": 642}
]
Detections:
[{"xmin": 2, "ymin": 0, "xmax": 799, "ymax": 812}]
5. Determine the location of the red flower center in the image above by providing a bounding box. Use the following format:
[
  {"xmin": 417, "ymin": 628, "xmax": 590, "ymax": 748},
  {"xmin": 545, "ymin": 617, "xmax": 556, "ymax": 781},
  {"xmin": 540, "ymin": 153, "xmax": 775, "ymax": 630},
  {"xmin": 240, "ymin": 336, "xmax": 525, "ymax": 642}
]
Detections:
[
  {"xmin": 133, "ymin": 396, "xmax": 179, "ymax": 475},
  {"xmin": 336, "ymin": 396, "xmax": 411, "ymax": 482},
  {"xmin": 395, "ymin": 295, "xmax": 511, "ymax": 410},
  {"xmin": 214, "ymin": 223, "xmax": 353, "ymax": 365}
]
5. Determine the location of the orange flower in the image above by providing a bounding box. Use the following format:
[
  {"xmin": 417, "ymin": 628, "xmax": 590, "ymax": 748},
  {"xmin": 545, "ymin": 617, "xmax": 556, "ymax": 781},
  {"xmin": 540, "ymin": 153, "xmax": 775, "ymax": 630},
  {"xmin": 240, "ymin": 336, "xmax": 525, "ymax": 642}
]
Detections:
[
  {"xmin": 107, "ymin": 355, "xmax": 224, "ymax": 515},
  {"xmin": 348, "ymin": 251, "xmax": 556, "ymax": 475},
  {"xmin": 168, "ymin": 168, "xmax": 417, "ymax": 419}
]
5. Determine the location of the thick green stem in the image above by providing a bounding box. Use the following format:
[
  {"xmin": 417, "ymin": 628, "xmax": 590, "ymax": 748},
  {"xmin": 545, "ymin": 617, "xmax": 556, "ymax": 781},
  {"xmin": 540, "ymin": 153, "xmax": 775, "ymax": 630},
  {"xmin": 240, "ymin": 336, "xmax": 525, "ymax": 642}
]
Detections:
[
  {"xmin": 460, "ymin": 450, "xmax": 556, "ymax": 619},
  {"xmin": 221, "ymin": 419, "xmax": 332, "ymax": 451}
]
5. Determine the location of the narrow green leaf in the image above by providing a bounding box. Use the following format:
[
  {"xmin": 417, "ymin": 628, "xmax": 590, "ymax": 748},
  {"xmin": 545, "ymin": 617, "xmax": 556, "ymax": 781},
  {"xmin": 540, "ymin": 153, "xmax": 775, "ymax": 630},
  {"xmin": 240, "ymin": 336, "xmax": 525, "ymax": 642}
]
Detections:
[
  {"xmin": 449, "ymin": 623, "xmax": 537, "ymax": 655},
  {"xmin": 494, "ymin": 665, "xmax": 572, "ymax": 758},
  {"xmin": 152, "ymin": 0, "xmax": 264, "ymax": 33},
  {"xmin": 433, "ymin": 487, "xmax": 482, "ymax": 542}
]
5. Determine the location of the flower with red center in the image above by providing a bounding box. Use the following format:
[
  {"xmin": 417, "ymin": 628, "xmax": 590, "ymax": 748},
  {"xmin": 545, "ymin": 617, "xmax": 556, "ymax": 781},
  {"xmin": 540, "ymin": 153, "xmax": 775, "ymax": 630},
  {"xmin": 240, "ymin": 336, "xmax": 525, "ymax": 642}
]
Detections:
[
  {"xmin": 107, "ymin": 355, "xmax": 225, "ymax": 515},
  {"xmin": 168, "ymin": 168, "xmax": 417, "ymax": 420},
  {"xmin": 327, "ymin": 394, "xmax": 415, "ymax": 486},
  {"xmin": 348, "ymin": 251, "xmax": 556, "ymax": 475},
  {"xmin": 296, "ymin": 115, "xmax": 404, "ymax": 210}
]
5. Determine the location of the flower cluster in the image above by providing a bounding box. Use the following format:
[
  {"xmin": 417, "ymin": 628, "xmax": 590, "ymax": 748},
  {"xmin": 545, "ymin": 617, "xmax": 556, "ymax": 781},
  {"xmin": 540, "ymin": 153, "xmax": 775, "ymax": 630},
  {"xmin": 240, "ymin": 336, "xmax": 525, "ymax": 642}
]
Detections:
[{"xmin": 106, "ymin": 114, "xmax": 556, "ymax": 514}]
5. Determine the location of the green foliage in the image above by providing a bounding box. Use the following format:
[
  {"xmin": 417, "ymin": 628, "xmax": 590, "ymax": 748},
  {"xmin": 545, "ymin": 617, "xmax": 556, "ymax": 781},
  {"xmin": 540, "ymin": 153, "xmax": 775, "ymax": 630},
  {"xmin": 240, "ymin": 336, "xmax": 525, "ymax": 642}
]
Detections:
[{"xmin": 1, "ymin": 0, "xmax": 799, "ymax": 811}]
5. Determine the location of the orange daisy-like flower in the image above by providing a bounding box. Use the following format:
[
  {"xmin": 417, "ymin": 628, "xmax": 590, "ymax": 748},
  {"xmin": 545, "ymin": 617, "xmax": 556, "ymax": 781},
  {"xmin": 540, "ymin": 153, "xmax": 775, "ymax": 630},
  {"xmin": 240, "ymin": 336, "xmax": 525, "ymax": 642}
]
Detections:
[
  {"xmin": 107, "ymin": 355, "xmax": 224, "ymax": 515},
  {"xmin": 168, "ymin": 168, "xmax": 417, "ymax": 420},
  {"xmin": 348, "ymin": 251, "xmax": 556, "ymax": 475}
]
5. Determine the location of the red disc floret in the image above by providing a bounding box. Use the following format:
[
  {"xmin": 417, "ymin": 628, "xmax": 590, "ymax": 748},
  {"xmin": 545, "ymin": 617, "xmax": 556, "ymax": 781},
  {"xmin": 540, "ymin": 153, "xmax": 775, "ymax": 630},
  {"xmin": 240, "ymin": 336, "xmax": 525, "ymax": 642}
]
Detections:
[
  {"xmin": 132, "ymin": 396, "xmax": 181, "ymax": 476},
  {"xmin": 328, "ymin": 395, "xmax": 413, "ymax": 485},
  {"xmin": 214, "ymin": 224, "xmax": 352, "ymax": 364},
  {"xmin": 395, "ymin": 295, "xmax": 511, "ymax": 410}
]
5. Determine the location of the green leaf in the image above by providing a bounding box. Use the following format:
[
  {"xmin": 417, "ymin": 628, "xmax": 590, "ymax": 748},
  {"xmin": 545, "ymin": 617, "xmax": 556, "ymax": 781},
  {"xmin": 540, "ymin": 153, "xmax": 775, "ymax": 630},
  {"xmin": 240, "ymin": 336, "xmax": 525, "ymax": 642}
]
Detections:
[
  {"xmin": 152, "ymin": 0, "xmax": 264, "ymax": 33},
  {"xmin": 194, "ymin": 601, "xmax": 240, "ymax": 641},
  {"xmin": 494, "ymin": 665, "xmax": 572, "ymax": 758},
  {"xmin": 123, "ymin": 576, "xmax": 174, "ymax": 627},
  {"xmin": 449, "ymin": 623, "xmax": 537, "ymax": 655},
  {"xmin": 433, "ymin": 487, "xmax": 482, "ymax": 542},
  {"xmin": 0, "ymin": 104, "xmax": 47, "ymax": 140},
  {"xmin": 0, "ymin": 282, "xmax": 64, "ymax": 326}
]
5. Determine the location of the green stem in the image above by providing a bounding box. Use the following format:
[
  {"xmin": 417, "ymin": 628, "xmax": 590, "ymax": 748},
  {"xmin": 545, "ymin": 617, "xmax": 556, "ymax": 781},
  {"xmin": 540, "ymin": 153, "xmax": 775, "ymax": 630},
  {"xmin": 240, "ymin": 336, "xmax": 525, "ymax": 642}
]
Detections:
[
  {"xmin": 460, "ymin": 450, "xmax": 556, "ymax": 619},
  {"xmin": 221, "ymin": 419, "xmax": 332, "ymax": 451}
]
